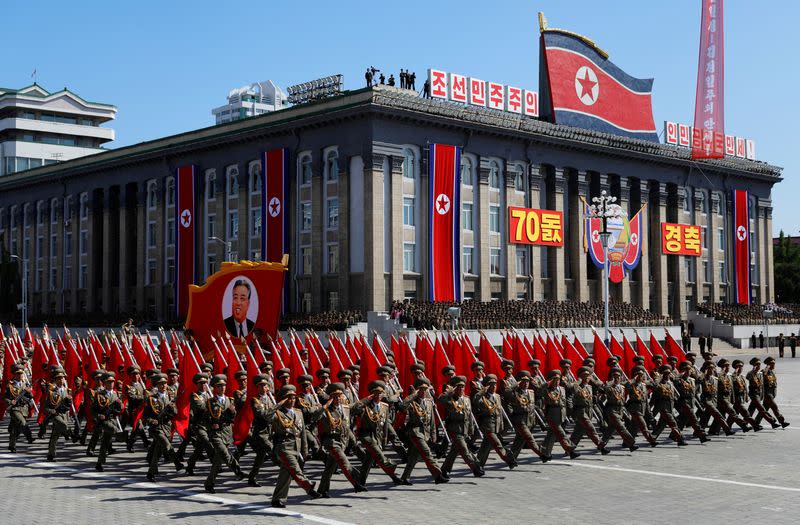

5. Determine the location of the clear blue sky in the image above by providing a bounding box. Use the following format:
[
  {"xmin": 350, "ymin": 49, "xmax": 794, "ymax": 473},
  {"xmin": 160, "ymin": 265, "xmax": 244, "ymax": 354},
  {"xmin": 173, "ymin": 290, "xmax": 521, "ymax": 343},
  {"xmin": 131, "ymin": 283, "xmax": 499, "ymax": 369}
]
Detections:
[{"xmin": 3, "ymin": 1, "xmax": 797, "ymax": 235}]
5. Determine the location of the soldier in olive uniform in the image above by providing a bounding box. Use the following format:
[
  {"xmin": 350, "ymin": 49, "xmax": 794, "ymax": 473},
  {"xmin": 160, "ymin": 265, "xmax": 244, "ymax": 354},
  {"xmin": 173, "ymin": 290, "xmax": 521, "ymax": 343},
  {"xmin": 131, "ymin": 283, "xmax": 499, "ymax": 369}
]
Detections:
[
  {"xmin": 352, "ymin": 380, "xmax": 404, "ymax": 485},
  {"xmin": 3, "ymin": 364, "xmax": 35, "ymax": 452},
  {"xmin": 247, "ymin": 374, "xmax": 277, "ymax": 486},
  {"xmin": 673, "ymin": 362, "xmax": 709, "ymax": 442},
  {"xmin": 203, "ymin": 375, "xmax": 244, "ymax": 493},
  {"xmin": 93, "ymin": 372, "xmax": 124, "ymax": 471},
  {"xmin": 758, "ymin": 356, "xmax": 790, "ymax": 428},
  {"xmin": 601, "ymin": 369, "xmax": 639, "ymax": 451},
  {"xmin": 399, "ymin": 378, "xmax": 448, "ymax": 484},
  {"xmin": 651, "ymin": 365, "xmax": 687, "ymax": 445},
  {"xmin": 296, "ymin": 374, "xmax": 324, "ymax": 458},
  {"xmin": 569, "ymin": 367, "xmax": 610, "ymax": 454},
  {"xmin": 474, "ymin": 374, "xmax": 517, "ymax": 469},
  {"xmin": 338, "ymin": 369, "xmax": 359, "ymax": 406},
  {"xmin": 314, "ymin": 368, "xmax": 332, "ymax": 402},
  {"xmin": 316, "ymin": 382, "xmax": 367, "ymax": 496},
  {"xmin": 166, "ymin": 368, "xmax": 180, "ymax": 399},
  {"xmin": 712, "ymin": 359, "xmax": 752, "ymax": 433},
  {"xmin": 125, "ymin": 365, "xmax": 150, "ymax": 452},
  {"xmin": 83, "ymin": 369, "xmax": 105, "ymax": 453},
  {"xmin": 507, "ymin": 371, "xmax": 550, "ymax": 462},
  {"xmin": 540, "ymin": 370, "xmax": 580, "ymax": 459},
  {"xmin": 439, "ymin": 375, "xmax": 483, "ymax": 477},
  {"xmin": 697, "ymin": 362, "xmax": 735, "ymax": 436},
  {"xmin": 145, "ymin": 373, "xmax": 184, "ymax": 481},
  {"xmin": 185, "ymin": 373, "xmax": 214, "ymax": 475},
  {"xmin": 43, "ymin": 367, "xmax": 73, "ymax": 461},
  {"xmin": 625, "ymin": 366, "xmax": 658, "ymax": 447},
  {"xmin": 270, "ymin": 385, "xmax": 322, "ymax": 508},
  {"xmin": 746, "ymin": 358, "xmax": 780, "ymax": 428},
  {"xmin": 730, "ymin": 360, "xmax": 763, "ymax": 431}
]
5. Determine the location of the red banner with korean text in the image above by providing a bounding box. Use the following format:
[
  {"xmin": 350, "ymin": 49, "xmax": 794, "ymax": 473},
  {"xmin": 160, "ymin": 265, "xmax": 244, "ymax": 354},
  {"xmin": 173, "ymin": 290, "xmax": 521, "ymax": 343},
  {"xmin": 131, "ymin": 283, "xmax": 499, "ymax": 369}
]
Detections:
[
  {"xmin": 508, "ymin": 207, "xmax": 564, "ymax": 246},
  {"xmin": 732, "ymin": 189, "xmax": 751, "ymax": 305},
  {"xmin": 175, "ymin": 165, "xmax": 196, "ymax": 317},
  {"xmin": 692, "ymin": 0, "xmax": 725, "ymax": 158},
  {"xmin": 428, "ymin": 144, "xmax": 461, "ymax": 302},
  {"xmin": 185, "ymin": 260, "xmax": 287, "ymax": 357},
  {"xmin": 660, "ymin": 223, "xmax": 702, "ymax": 256}
]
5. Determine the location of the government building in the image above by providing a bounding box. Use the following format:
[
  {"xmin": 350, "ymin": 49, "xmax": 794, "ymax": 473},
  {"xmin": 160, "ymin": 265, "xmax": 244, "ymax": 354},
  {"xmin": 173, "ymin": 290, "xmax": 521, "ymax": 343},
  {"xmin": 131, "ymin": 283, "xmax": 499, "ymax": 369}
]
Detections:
[{"xmin": 0, "ymin": 84, "xmax": 781, "ymax": 322}]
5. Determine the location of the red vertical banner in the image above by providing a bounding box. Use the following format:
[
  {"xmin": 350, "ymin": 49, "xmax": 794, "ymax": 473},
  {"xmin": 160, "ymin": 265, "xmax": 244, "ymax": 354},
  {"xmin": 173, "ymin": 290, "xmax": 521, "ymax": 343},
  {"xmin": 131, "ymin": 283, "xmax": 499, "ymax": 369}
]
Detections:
[
  {"xmin": 692, "ymin": 0, "xmax": 724, "ymax": 159},
  {"xmin": 261, "ymin": 148, "xmax": 289, "ymax": 262},
  {"xmin": 175, "ymin": 165, "xmax": 196, "ymax": 317},
  {"xmin": 732, "ymin": 189, "xmax": 751, "ymax": 305},
  {"xmin": 428, "ymin": 144, "xmax": 461, "ymax": 301}
]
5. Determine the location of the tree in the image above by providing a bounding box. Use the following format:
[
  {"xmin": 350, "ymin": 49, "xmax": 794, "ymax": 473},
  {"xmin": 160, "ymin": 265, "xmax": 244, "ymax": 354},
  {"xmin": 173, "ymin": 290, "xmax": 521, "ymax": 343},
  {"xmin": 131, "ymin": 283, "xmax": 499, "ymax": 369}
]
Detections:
[{"xmin": 774, "ymin": 230, "xmax": 800, "ymax": 303}]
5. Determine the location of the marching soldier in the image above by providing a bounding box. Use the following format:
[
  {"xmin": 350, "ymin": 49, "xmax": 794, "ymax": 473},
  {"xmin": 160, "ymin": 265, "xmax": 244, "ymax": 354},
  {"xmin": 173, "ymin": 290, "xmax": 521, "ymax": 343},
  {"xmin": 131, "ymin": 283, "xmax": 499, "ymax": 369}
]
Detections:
[
  {"xmin": 377, "ymin": 365, "xmax": 407, "ymax": 461},
  {"xmin": 314, "ymin": 368, "xmax": 332, "ymax": 402},
  {"xmin": 83, "ymin": 369, "xmax": 105, "ymax": 453},
  {"xmin": 439, "ymin": 375, "xmax": 483, "ymax": 477},
  {"xmin": 730, "ymin": 360, "xmax": 762, "ymax": 431},
  {"xmin": 185, "ymin": 373, "xmax": 214, "ymax": 475},
  {"xmin": 625, "ymin": 366, "xmax": 658, "ymax": 447},
  {"xmin": 673, "ymin": 362, "xmax": 709, "ymax": 442},
  {"xmin": 203, "ymin": 374, "xmax": 244, "ymax": 493},
  {"xmin": 440, "ymin": 365, "xmax": 457, "ymax": 396},
  {"xmin": 651, "ymin": 365, "xmax": 687, "ymax": 445},
  {"xmin": 296, "ymin": 374, "xmax": 323, "ymax": 458},
  {"xmin": 270, "ymin": 385, "xmax": 322, "ymax": 508},
  {"xmin": 601, "ymin": 369, "xmax": 639, "ymax": 451},
  {"xmin": 93, "ymin": 372, "xmax": 124, "ymax": 472},
  {"xmin": 166, "ymin": 368, "xmax": 180, "ymax": 399},
  {"xmin": 316, "ymin": 382, "xmax": 367, "ymax": 496},
  {"xmin": 352, "ymin": 380, "xmax": 404, "ymax": 485},
  {"xmin": 507, "ymin": 371, "xmax": 550, "ymax": 462},
  {"xmin": 338, "ymin": 369, "xmax": 359, "ymax": 406},
  {"xmin": 145, "ymin": 373, "xmax": 184, "ymax": 481},
  {"xmin": 539, "ymin": 370, "xmax": 580, "ymax": 459},
  {"xmin": 697, "ymin": 362, "xmax": 734, "ymax": 436},
  {"xmin": 746, "ymin": 358, "xmax": 780, "ymax": 428},
  {"xmin": 713, "ymin": 359, "xmax": 752, "ymax": 433},
  {"xmin": 125, "ymin": 365, "xmax": 150, "ymax": 452},
  {"xmin": 758, "ymin": 357, "xmax": 790, "ymax": 428},
  {"xmin": 247, "ymin": 374, "xmax": 277, "ymax": 487},
  {"xmin": 399, "ymin": 377, "xmax": 448, "ymax": 484},
  {"xmin": 474, "ymin": 374, "xmax": 517, "ymax": 469},
  {"xmin": 569, "ymin": 367, "xmax": 610, "ymax": 454},
  {"xmin": 43, "ymin": 367, "xmax": 74, "ymax": 461},
  {"xmin": 3, "ymin": 363, "xmax": 35, "ymax": 452},
  {"xmin": 469, "ymin": 361, "xmax": 486, "ymax": 400}
]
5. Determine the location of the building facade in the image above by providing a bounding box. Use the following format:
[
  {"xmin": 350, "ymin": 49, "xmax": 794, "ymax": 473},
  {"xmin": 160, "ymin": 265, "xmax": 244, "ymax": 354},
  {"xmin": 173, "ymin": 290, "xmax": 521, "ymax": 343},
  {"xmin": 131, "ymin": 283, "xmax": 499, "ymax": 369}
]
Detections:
[
  {"xmin": 0, "ymin": 85, "xmax": 781, "ymax": 322},
  {"xmin": 0, "ymin": 84, "xmax": 116, "ymax": 176},
  {"xmin": 211, "ymin": 81, "xmax": 288, "ymax": 125}
]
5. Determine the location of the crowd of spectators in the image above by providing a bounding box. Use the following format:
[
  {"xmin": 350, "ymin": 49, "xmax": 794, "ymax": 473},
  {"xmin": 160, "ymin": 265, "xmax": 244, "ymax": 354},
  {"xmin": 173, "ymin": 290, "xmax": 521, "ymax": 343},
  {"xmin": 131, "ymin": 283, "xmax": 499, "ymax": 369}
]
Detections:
[
  {"xmin": 390, "ymin": 300, "xmax": 671, "ymax": 330},
  {"xmin": 279, "ymin": 310, "xmax": 364, "ymax": 331},
  {"xmin": 696, "ymin": 303, "xmax": 800, "ymax": 325}
]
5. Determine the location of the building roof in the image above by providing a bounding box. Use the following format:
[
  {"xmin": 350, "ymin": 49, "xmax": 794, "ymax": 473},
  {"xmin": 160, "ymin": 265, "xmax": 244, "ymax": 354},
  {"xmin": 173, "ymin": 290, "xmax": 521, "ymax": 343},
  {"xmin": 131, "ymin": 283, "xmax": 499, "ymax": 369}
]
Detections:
[
  {"xmin": 0, "ymin": 85, "xmax": 781, "ymax": 191},
  {"xmin": 0, "ymin": 83, "xmax": 117, "ymax": 111}
]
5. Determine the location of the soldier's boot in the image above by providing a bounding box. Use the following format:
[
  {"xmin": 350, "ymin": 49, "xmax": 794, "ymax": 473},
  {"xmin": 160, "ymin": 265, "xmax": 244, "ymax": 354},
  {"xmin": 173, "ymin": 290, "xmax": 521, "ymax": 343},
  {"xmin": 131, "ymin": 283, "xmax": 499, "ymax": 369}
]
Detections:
[
  {"xmin": 23, "ymin": 426, "xmax": 35, "ymax": 444},
  {"xmin": 166, "ymin": 449, "xmax": 184, "ymax": 472},
  {"xmin": 185, "ymin": 456, "xmax": 196, "ymax": 476}
]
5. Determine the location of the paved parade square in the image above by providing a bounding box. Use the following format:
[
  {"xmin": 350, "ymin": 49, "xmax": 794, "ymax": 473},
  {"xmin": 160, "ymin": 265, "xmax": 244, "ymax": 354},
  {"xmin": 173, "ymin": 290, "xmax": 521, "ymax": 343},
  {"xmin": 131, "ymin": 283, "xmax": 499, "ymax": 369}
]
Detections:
[{"xmin": 2, "ymin": 352, "xmax": 799, "ymax": 525}]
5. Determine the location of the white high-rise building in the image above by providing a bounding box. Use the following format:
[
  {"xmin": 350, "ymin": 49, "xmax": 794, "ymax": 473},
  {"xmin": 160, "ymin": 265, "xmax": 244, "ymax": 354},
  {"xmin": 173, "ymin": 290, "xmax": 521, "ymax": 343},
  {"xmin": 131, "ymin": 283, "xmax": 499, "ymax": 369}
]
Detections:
[
  {"xmin": 212, "ymin": 80, "xmax": 288, "ymax": 124},
  {"xmin": 0, "ymin": 83, "xmax": 116, "ymax": 176}
]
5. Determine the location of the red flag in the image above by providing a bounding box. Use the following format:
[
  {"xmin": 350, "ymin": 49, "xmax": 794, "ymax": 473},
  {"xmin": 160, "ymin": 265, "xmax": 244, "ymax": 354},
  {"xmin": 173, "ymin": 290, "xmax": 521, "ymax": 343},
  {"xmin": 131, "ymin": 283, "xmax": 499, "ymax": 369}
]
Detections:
[
  {"xmin": 431, "ymin": 336, "xmax": 451, "ymax": 394},
  {"xmin": 636, "ymin": 333, "xmax": 655, "ymax": 372},
  {"xmin": 175, "ymin": 164, "xmax": 197, "ymax": 317},
  {"xmin": 174, "ymin": 344, "xmax": 201, "ymax": 439},
  {"xmin": 327, "ymin": 339, "xmax": 346, "ymax": 386},
  {"xmin": 502, "ymin": 333, "xmax": 514, "ymax": 360},
  {"xmin": 396, "ymin": 336, "xmax": 417, "ymax": 392},
  {"xmin": 344, "ymin": 335, "xmax": 358, "ymax": 365},
  {"xmin": 372, "ymin": 333, "xmax": 390, "ymax": 364},
  {"xmin": 452, "ymin": 334, "xmax": 474, "ymax": 377},
  {"xmin": 233, "ymin": 346, "xmax": 260, "ymax": 445},
  {"xmin": 533, "ymin": 333, "xmax": 546, "ymax": 362},
  {"xmin": 331, "ymin": 333, "xmax": 352, "ymax": 367},
  {"xmin": 225, "ymin": 339, "xmax": 243, "ymax": 397},
  {"xmin": 132, "ymin": 335, "xmax": 156, "ymax": 371},
  {"xmin": 573, "ymin": 334, "xmax": 588, "ymax": 360},
  {"xmin": 24, "ymin": 326, "xmax": 34, "ymax": 347},
  {"xmin": 391, "ymin": 335, "xmax": 400, "ymax": 361},
  {"xmin": 609, "ymin": 333, "xmax": 624, "ymax": 362},
  {"xmin": 106, "ymin": 336, "xmax": 125, "ymax": 376},
  {"xmin": 592, "ymin": 331, "xmax": 612, "ymax": 382},
  {"xmin": 561, "ymin": 335, "xmax": 583, "ymax": 376},
  {"xmin": 478, "ymin": 334, "xmax": 503, "ymax": 379},
  {"xmin": 288, "ymin": 338, "xmax": 308, "ymax": 385},
  {"xmin": 358, "ymin": 342, "xmax": 381, "ymax": 399},
  {"xmin": 665, "ymin": 332, "xmax": 687, "ymax": 362},
  {"xmin": 415, "ymin": 334, "xmax": 434, "ymax": 370},
  {"xmin": 429, "ymin": 143, "xmax": 462, "ymax": 301},
  {"xmin": 270, "ymin": 340, "xmax": 286, "ymax": 370},
  {"xmin": 649, "ymin": 331, "xmax": 669, "ymax": 361},
  {"xmin": 544, "ymin": 335, "xmax": 563, "ymax": 374},
  {"xmin": 621, "ymin": 333, "xmax": 637, "ymax": 377},
  {"xmin": 732, "ymin": 189, "xmax": 751, "ymax": 304},
  {"xmin": 306, "ymin": 335, "xmax": 324, "ymax": 379},
  {"xmin": 159, "ymin": 337, "xmax": 176, "ymax": 373},
  {"xmin": 212, "ymin": 337, "xmax": 228, "ymax": 377},
  {"xmin": 0, "ymin": 341, "xmax": 18, "ymax": 418},
  {"xmin": 692, "ymin": 0, "xmax": 725, "ymax": 159}
]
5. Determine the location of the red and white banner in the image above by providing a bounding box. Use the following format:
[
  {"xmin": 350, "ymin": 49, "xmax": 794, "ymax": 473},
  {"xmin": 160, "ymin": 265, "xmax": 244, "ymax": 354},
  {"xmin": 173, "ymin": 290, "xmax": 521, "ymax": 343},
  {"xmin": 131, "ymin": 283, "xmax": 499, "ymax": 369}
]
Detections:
[
  {"xmin": 261, "ymin": 148, "xmax": 289, "ymax": 263},
  {"xmin": 732, "ymin": 189, "xmax": 750, "ymax": 304},
  {"xmin": 175, "ymin": 165, "xmax": 196, "ymax": 317},
  {"xmin": 428, "ymin": 144, "xmax": 461, "ymax": 302},
  {"xmin": 692, "ymin": 0, "xmax": 724, "ymax": 159}
]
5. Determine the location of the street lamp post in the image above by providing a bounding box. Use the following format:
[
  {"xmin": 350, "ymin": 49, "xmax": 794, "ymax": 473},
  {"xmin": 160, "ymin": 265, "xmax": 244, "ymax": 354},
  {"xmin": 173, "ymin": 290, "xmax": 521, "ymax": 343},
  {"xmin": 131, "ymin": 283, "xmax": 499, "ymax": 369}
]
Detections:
[
  {"xmin": 588, "ymin": 190, "xmax": 623, "ymax": 346},
  {"xmin": 10, "ymin": 254, "xmax": 27, "ymax": 328},
  {"xmin": 208, "ymin": 236, "xmax": 232, "ymax": 263}
]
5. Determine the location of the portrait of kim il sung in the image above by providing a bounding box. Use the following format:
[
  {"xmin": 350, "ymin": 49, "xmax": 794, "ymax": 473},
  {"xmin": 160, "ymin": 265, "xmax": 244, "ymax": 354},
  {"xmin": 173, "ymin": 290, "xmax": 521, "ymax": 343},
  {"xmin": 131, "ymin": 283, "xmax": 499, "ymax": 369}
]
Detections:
[{"xmin": 221, "ymin": 276, "xmax": 259, "ymax": 338}]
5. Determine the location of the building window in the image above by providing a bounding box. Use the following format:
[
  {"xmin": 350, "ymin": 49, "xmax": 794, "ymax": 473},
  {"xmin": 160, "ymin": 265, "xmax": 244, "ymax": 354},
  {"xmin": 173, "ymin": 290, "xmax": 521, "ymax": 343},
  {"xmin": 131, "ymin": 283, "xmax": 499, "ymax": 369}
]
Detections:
[
  {"xmin": 300, "ymin": 247, "xmax": 311, "ymax": 275},
  {"xmin": 50, "ymin": 199, "xmax": 58, "ymax": 223},
  {"xmin": 403, "ymin": 197, "xmax": 415, "ymax": 226},
  {"xmin": 463, "ymin": 246, "xmax": 474, "ymax": 274},
  {"xmin": 327, "ymin": 243, "xmax": 339, "ymax": 273},
  {"xmin": 461, "ymin": 157, "xmax": 473, "ymax": 187},
  {"xmin": 327, "ymin": 197, "xmax": 339, "ymax": 229},
  {"xmin": 326, "ymin": 150, "xmax": 339, "ymax": 182},
  {"xmin": 514, "ymin": 165, "xmax": 525, "ymax": 192},
  {"xmin": 250, "ymin": 163, "xmax": 262, "ymax": 193},
  {"xmin": 251, "ymin": 208, "xmax": 262, "ymax": 237},
  {"xmin": 703, "ymin": 260, "xmax": 710, "ymax": 283},
  {"xmin": 516, "ymin": 247, "xmax": 527, "ymax": 276},
  {"xmin": 50, "ymin": 235, "xmax": 57, "ymax": 258},
  {"xmin": 79, "ymin": 264, "xmax": 88, "ymax": 289},
  {"xmin": 403, "ymin": 243, "xmax": 416, "ymax": 272},
  {"xmin": 34, "ymin": 267, "xmax": 42, "ymax": 292},
  {"xmin": 489, "ymin": 161, "xmax": 500, "ymax": 189},
  {"xmin": 65, "ymin": 231, "xmax": 72, "ymax": 256},
  {"xmin": 206, "ymin": 170, "xmax": 216, "ymax": 200},
  {"xmin": 49, "ymin": 267, "xmax": 57, "ymax": 290},
  {"xmin": 490, "ymin": 248, "xmax": 501, "ymax": 275},
  {"xmin": 403, "ymin": 149, "xmax": 415, "ymax": 179},
  {"xmin": 79, "ymin": 230, "xmax": 88, "ymax": 255},
  {"xmin": 207, "ymin": 256, "xmax": 217, "ymax": 277},
  {"xmin": 701, "ymin": 226, "xmax": 707, "ymax": 249},
  {"xmin": 328, "ymin": 291, "xmax": 339, "ymax": 312},
  {"xmin": 228, "ymin": 211, "xmax": 239, "ymax": 240},
  {"xmin": 166, "ymin": 177, "xmax": 175, "ymax": 207},
  {"xmin": 300, "ymin": 155, "xmax": 312, "ymax": 186},
  {"xmin": 489, "ymin": 206, "xmax": 500, "ymax": 233},
  {"xmin": 80, "ymin": 193, "xmax": 89, "ymax": 219},
  {"xmin": 719, "ymin": 261, "xmax": 726, "ymax": 283},
  {"xmin": 10, "ymin": 206, "xmax": 17, "ymax": 229},
  {"xmin": 147, "ymin": 221, "xmax": 156, "ymax": 248},
  {"xmin": 36, "ymin": 202, "xmax": 44, "ymax": 226},
  {"xmin": 227, "ymin": 167, "xmax": 239, "ymax": 197},
  {"xmin": 147, "ymin": 260, "xmax": 157, "ymax": 285},
  {"xmin": 146, "ymin": 182, "xmax": 157, "ymax": 210},
  {"xmin": 462, "ymin": 203, "xmax": 473, "ymax": 231},
  {"xmin": 63, "ymin": 266, "xmax": 72, "ymax": 288},
  {"xmin": 36, "ymin": 236, "xmax": 43, "ymax": 259},
  {"xmin": 301, "ymin": 202, "xmax": 312, "ymax": 231},
  {"xmin": 63, "ymin": 197, "xmax": 72, "ymax": 223},
  {"xmin": 207, "ymin": 214, "xmax": 216, "ymax": 238},
  {"xmin": 684, "ymin": 258, "xmax": 694, "ymax": 283},
  {"xmin": 251, "ymin": 249, "xmax": 261, "ymax": 260},
  {"xmin": 302, "ymin": 293, "xmax": 312, "ymax": 313},
  {"xmin": 166, "ymin": 219, "xmax": 175, "ymax": 245},
  {"xmin": 166, "ymin": 258, "xmax": 175, "ymax": 284},
  {"xmin": 717, "ymin": 227, "xmax": 725, "ymax": 251}
]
